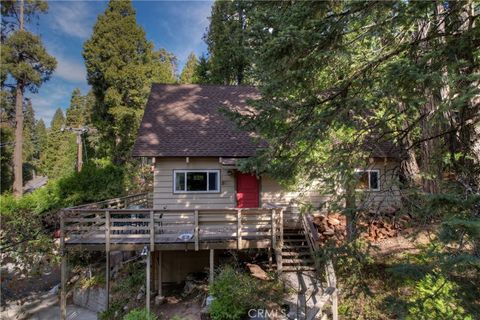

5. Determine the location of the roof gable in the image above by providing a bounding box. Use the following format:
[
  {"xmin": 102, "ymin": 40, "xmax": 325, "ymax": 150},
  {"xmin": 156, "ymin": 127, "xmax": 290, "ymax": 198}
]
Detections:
[{"xmin": 132, "ymin": 84, "xmax": 260, "ymax": 157}]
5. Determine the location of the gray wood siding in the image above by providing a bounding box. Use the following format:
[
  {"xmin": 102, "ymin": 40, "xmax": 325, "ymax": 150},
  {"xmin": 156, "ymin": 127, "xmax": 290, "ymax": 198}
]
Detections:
[
  {"xmin": 153, "ymin": 157, "xmax": 236, "ymax": 209},
  {"xmin": 153, "ymin": 157, "xmax": 401, "ymax": 212}
]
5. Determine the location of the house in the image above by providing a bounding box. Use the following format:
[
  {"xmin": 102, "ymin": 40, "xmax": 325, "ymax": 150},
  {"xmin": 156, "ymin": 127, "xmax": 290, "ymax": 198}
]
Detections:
[
  {"xmin": 132, "ymin": 84, "xmax": 401, "ymax": 214},
  {"xmin": 59, "ymin": 84, "xmax": 400, "ymax": 318}
]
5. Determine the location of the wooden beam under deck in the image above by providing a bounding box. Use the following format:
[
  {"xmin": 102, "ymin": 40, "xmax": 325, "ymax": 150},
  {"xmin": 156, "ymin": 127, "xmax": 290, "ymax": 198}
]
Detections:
[{"xmin": 64, "ymin": 239, "xmax": 274, "ymax": 252}]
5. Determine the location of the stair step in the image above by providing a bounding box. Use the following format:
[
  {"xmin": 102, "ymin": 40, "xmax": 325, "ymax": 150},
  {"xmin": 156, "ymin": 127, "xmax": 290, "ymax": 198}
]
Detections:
[
  {"xmin": 284, "ymin": 239, "xmax": 308, "ymax": 243},
  {"xmin": 282, "ymin": 266, "xmax": 316, "ymax": 272},
  {"xmin": 283, "ymin": 258, "xmax": 313, "ymax": 264},
  {"xmin": 282, "ymin": 246, "xmax": 310, "ymax": 252},
  {"xmin": 281, "ymin": 251, "xmax": 311, "ymax": 257}
]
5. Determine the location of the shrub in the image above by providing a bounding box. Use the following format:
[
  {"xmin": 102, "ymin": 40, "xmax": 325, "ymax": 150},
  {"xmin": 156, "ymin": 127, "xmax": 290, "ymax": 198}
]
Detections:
[
  {"xmin": 123, "ymin": 309, "xmax": 157, "ymax": 320},
  {"xmin": 407, "ymin": 273, "xmax": 473, "ymax": 320},
  {"xmin": 208, "ymin": 265, "xmax": 283, "ymax": 320},
  {"xmin": 0, "ymin": 159, "xmax": 127, "ymax": 272}
]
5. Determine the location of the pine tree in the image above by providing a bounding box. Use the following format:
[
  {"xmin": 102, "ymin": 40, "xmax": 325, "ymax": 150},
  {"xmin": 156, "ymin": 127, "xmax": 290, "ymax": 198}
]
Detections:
[
  {"xmin": 205, "ymin": 0, "xmax": 253, "ymax": 85},
  {"xmin": 34, "ymin": 118, "xmax": 47, "ymax": 173},
  {"xmin": 194, "ymin": 54, "xmax": 211, "ymax": 84},
  {"xmin": 151, "ymin": 49, "xmax": 177, "ymax": 84},
  {"xmin": 22, "ymin": 100, "xmax": 37, "ymax": 180},
  {"xmin": 83, "ymin": 0, "xmax": 158, "ymax": 163},
  {"xmin": 65, "ymin": 88, "xmax": 85, "ymax": 127},
  {"xmin": 40, "ymin": 108, "xmax": 76, "ymax": 178},
  {"xmin": 179, "ymin": 52, "xmax": 199, "ymax": 84},
  {"xmin": 1, "ymin": 0, "xmax": 56, "ymax": 196}
]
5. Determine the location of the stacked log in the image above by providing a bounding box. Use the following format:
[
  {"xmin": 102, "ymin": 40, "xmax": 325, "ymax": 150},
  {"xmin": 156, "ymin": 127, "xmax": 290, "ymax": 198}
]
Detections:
[
  {"xmin": 312, "ymin": 208, "xmax": 413, "ymax": 244},
  {"xmin": 312, "ymin": 213, "xmax": 347, "ymax": 245}
]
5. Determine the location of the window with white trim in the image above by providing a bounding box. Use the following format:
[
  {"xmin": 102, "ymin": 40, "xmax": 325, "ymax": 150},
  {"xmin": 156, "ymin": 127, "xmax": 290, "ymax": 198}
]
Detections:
[
  {"xmin": 173, "ymin": 170, "xmax": 220, "ymax": 193},
  {"xmin": 355, "ymin": 170, "xmax": 380, "ymax": 191}
]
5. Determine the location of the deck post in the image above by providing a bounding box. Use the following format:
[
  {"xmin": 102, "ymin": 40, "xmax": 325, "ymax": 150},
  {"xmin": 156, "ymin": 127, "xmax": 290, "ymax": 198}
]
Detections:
[
  {"xmin": 237, "ymin": 209, "xmax": 242, "ymax": 250},
  {"xmin": 209, "ymin": 249, "xmax": 214, "ymax": 284},
  {"xmin": 157, "ymin": 251, "xmax": 162, "ymax": 297},
  {"xmin": 105, "ymin": 211, "xmax": 110, "ymax": 310},
  {"xmin": 268, "ymin": 247, "xmax": 272, "ymax": 270},
  {"xmin": 194, "ymin": 210, "xmax": 199, "ymax": 251},
  {"xmin": 146, "ymin": 249, "xmax": 151, "ymax": 312},
  {"xmin": 150, "ymin": 210, "xmax": 155, "ymax": 251},
  {"xmin": 60, "ymin": 210, "xmax": 67, "ymax": 320}
]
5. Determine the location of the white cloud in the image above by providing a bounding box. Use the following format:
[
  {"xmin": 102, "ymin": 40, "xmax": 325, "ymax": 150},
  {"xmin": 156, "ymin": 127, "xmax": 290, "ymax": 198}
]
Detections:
[
  {"xmin": 49, "ymin": 1, "xmax": 94, "ymax": 39},
  {"xmin": 55, "ymin": 55, "xmax": 87, "ymax": 83}
]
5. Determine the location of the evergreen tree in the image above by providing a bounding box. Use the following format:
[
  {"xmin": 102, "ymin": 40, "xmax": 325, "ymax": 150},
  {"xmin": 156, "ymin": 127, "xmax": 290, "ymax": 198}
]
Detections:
[
  {"xmin": 151, "ymin": 49, "xmax": 177, "ymax": 84},
  {"xmin": 1, "ymin": 0, "xmax": 56, "ymax": 196},
  {"xmin": 194, "ymin": 53, "xmax": 211, "ymax": 84},
  {"xmin": 65, "ymin": 88, "xmax": 85, "ymax": 127},
  {"xmin": 179, "ymin": 52, "xmax": 198, "ymax": 84},
  {"xmin": 0, "ymin": 127, "xmax": 14, "ymax": 193},
  {"xmin": 205, "ymin": 0, "xmax": 253, "ymax": 85},
  {"xmin": 83, "ymin": 0, "xmax": 158, "ymax": 163},
  {"xmin": 229, "ymin": 2, "xmax": 479, "ymax": 301},
  {"xmin": 34, "ymin": 118, "xmax": 47, "ymax": 173},
  {"xmin": 23, "ymin": 100, "xmax": 35, "ymax": 163},
  {"xmin": 41, "ymin": 108, "xmax": 76, "ymax": 178}
]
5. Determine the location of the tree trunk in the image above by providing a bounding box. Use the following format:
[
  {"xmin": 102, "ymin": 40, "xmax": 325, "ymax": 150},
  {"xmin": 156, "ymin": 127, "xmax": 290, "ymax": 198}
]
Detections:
[
  {"xmin": 13, "ymin": 84, "xmax": 24, "ymax": 197},
  {"xmin": 345, "ymin": 178, "xmax": 357, "ymax": 241},
  {"xmin": 398, "ymin": 103, "xmax": 421, "ymax": 187},
  {"xmin": 13, "ymin": 0, "xmax": 25, "ymax": 197}
]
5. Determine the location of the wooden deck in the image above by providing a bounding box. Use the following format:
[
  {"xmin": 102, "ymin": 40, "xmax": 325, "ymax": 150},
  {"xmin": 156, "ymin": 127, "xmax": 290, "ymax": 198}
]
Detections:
[{"xmin": 61, "ymin": 193, "xmax": 283, "ymax": 251}]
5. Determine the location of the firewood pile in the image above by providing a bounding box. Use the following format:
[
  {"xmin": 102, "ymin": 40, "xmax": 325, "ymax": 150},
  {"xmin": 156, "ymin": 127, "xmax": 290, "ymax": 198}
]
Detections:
[{"xmin": 312, "ymin": 207, "xmax": 413, "ymax": 244}]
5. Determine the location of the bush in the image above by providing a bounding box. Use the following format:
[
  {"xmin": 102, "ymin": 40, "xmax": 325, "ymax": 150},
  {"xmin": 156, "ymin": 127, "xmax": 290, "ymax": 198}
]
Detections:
[
  {"xmin": 407, "ymin": 273, "xmax": 473, "ymax": 320},
  {"xmin": 0, "ymin": 159, "xmax": 127, "ymax": 272},
  {"xmin": 123, "ymin": 309, "xmax": 157, "ymax": 320},
  {"xmin": 209, "ymin": 265, "xmax": 283, "ymax": 320}
]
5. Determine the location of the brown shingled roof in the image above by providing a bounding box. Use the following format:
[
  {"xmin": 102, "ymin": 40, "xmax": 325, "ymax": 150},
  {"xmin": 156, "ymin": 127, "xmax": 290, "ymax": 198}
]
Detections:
[{"xmin": 132, "ymin": 84, "xmax": 261, "ymax": 157}]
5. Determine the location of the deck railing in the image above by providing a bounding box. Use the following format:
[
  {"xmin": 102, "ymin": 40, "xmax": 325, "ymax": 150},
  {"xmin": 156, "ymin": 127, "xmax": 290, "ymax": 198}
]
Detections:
[
  {"xmin": 62, "ymin": 205, "xmax": 282, "ymax": 251},
  {"xmin": 67, "ymin": 192, "xmax": 152, "ymax": 210},
  {"xmin": 301, "ymin": 214, "xmax": 338, "ymax": 320}
]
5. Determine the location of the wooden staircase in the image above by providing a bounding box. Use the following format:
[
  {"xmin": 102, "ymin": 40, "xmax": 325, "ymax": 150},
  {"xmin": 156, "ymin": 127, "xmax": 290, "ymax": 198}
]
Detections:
[{"xmin": 281, "ymin": 228, "xmax": 316, "ymax": 272}]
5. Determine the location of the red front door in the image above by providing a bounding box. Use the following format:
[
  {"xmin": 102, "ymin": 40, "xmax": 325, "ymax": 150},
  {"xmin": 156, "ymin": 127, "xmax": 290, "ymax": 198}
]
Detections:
[{"xmin": 236, "ymin": 173, "xmax": 259, "ymax": 208}]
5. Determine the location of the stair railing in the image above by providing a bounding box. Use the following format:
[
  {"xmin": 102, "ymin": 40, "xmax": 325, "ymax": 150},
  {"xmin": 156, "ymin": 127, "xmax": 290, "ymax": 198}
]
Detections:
[{"xmin": 301, "ymin": 213, "xmax": 338, "ymax": 320}]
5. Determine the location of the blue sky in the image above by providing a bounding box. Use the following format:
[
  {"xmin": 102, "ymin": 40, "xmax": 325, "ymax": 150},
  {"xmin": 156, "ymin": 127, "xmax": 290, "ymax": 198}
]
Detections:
[{"xmin": 26, "ymin": 0, "xmax": 212, "ymax": 126}]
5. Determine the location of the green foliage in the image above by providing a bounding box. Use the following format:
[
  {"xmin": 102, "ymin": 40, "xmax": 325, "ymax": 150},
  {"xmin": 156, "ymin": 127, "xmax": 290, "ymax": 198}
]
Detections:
[
  {"xmin": 122, "ymin": 309, "xmax": 157, "ymax": 320},
  {"xmin": 0, "ymin": 29, "xmax": 56, "ymax": 92},
  {"xmin": 57, "ymin": 159, "xmax": 125, "ymax": 206},
  {"xmin": 151, "ymin": 48, "xmax": 177, "ymax": 84},
  {"xmin": 406, "ymin": 274, "xmax": 473, "ymax": 320},
  {"xmin": 78, "ymin": 274, "xmax": 106, "ymax": 289},
  {"xmin": 39, "ymin": 108, "xmax": 77, "ymax": 177},
  {"xmin": 0, "ymin": 126, "xmax": 14, "ymax": 193},
  {"xmin": 0, "ymin": 159, "xmax": 127, "ymax": 272},
  {"xmin": 205, "ymin": 0, "xmax": 253, "ymax": 84},
  {"xmin": 65, "ymin": 88, "xmax": 93, "ymax": 127},
  {"xmin": 112, "ymin": 261, "xmax": 145, "ymax": 294},
  {"xmin": 83, "ymin": 0, "xmax": 174, "ymax": 162},
  {"xmin": 209, "ymin": 265, "xmax": 283, "ymax": 320},
  {"xmin": 179, "ymin": 52, "xmax": 199, "ymax": 84},
  {"xmin": 194, "ymin": 53, "xmax": 211, "ymax": 84}
]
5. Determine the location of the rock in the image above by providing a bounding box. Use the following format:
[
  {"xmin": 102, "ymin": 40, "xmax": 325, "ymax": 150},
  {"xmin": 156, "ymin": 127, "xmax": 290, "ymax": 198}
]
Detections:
[
  {"xmin": 136, "ymin": 292, "xmax": 143, "ymax": 301},
  {"xmin": 155, "ymin": 296, "xmax": 165, "ymax": 305},
  {"xmin": 246, "ymin": 263, "xmax": 271, "ymax": 281}
]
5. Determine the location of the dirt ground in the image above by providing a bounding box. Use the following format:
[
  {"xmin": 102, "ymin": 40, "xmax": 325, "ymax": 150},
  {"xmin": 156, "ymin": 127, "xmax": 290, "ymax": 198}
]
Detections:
[
  {"xmin": 369, "ymin": 223, "xmax": 438, "ymax": 258},
  {"xmin": 153, "ymin": 295, "xmax": 204, "ymax": 320}
]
